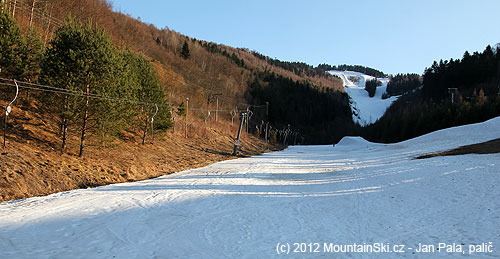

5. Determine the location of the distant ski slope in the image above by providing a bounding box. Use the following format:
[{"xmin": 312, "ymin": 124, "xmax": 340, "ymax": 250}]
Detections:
[
  {"xmin": 329, "ymin": 70, "xmax": 398, "ymax": 125},
  {"xmin": 1, "ymin": 117, "xmax": 499, "ymax": 258}
]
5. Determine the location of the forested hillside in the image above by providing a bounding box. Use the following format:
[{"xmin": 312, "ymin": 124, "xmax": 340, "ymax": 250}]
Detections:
[
  {"xmin": 363, "ymin": 45, "xmax": 500, "ymax": 143},
  {"xmin": 247, "ymin": 71, "xmax": 353, "ymax": 144},
  {"xmin": 0, "ymin": 0, "xmax": 351, "ymax": 145},
  {"xmin": 0, "ymin": 0, "xmax": 353, "ymax": 201},
  {"xmin": 385, "ymin": 73, "xmax": 421, "ymax": 97}
]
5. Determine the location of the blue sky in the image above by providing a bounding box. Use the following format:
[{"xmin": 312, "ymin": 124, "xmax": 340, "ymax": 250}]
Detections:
[{"xmin": 111, "ymin": 0, "xmax": 500, "ymax": 75}]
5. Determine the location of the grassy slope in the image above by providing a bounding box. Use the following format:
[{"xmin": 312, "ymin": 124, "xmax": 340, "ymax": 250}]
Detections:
[{"xmin": 0, "ymin": 99, "xmax": 282, "ymax": 202}]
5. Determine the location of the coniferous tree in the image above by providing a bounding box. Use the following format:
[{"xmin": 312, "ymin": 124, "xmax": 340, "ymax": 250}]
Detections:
[
  {"xmin": 386, "ymin": 73, "xmax": 421, "ymax": 96},
  {"xmin": 40, "ymin": 17, "xmax": 124, "ymax": 156},
  {"xmin": 128, "ymin": 53, "xmax": 171, "ymax": 144},
  {"xmin": 365, "ymin": 79, "xmax": 380, "ymax": 98},
  {"xmin": 0, "ymin": 12, "xmax": 24, "ymax": 79},
  {"xmin": 177, "ymin": 102, "xmax": 186, "ymax": 116},
  {"xmin": 180, "ymin": 40, "xmax": 190, "ymax": 59},
  {"xmin": 20, "ymin": 28, "xmax": 44, "ymax": 82},
  {"xmin": 93, "ymin": 48, "xmax": 138, "ymax": 145}
]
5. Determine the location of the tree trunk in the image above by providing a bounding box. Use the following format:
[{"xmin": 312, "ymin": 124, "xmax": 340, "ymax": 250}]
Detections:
[
  {"xmin": 29, "ymin": 0, "xmax": 35, "ymax": 28},
  {"xmin": 60, "ymin": 96, "xmax": 69, "ymax": 153},
  {"xmin": 142, "ymin": 115, "xmax": 148, "ymax": 145},
  {"xmin": 61, "ymin": 119, "xmax": 67, "ymax": 153},
  {"xmin": 43, "ymin": 5, "xmax": 51, "ymax": 46},
  {"xmin": 78, "ymin": 83, "xmax": 89, "ymax": 157},
  {"xmin": 101, "ymin": 124, "xmax": 105, "ymax": 146}
]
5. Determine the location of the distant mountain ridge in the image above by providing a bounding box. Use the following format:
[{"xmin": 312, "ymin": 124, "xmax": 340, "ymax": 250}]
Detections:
[{"xmin": 319, "ymin": 64, "xmax": 386, "ymax": 78}]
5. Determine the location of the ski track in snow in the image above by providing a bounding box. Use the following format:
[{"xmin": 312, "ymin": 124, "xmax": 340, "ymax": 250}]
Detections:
[
  {"xmin": 1, "ymin": 118, "xmax": 500, "ymax": 258},
  {"xmin": 329, "ymin": 70, "xmax": 398, "ymax": 126}
]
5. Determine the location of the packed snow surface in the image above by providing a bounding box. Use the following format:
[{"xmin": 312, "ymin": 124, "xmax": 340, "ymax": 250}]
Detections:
[
  {"xmin": 329, "ymin": 70, "xmax": 398, "ymax": 125},
  {"xmin": 1, "ymin": 118, "xmax": 500, "ymax": 258}
]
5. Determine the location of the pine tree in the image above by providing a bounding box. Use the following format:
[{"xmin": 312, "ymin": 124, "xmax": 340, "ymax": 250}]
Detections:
[
  {"xmin": 20, "ymin": 28, "xmax": 44, "ymax": 82},
  {"xmin": 93, "ymin": 48, "xmax": 138, "ymax": 145},
  {"xmin": 0, "ymin": 12, "xmax": 24, "ymax": 79},
  {"xmin": 40, "ymin": 17, "xmax": 124, "ymax": 156},
  {"xmin": 180, "ymin": 40, "xmax": 190, "ymax": 59},
  {"xmin": 177, "ymin": 102, "xmax": 186, "ymax": 116},
  {"xmin": 0, "ymin": 12, "xmax": 44, "ymax": 92},
  {"xmin": 127, "ymin": 52, "xmax": 171, "ymax": 144},
  {"xmin": 365, "ymin": 79, "xmax": 380, "ymax": 98}
]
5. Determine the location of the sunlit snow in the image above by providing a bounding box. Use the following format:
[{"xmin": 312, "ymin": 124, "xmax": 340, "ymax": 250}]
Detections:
[
  {"xmin": 329, "ymin": 70, "xmax": 398, "ymax": 126},
  {"xmin": 1, "ymin": 117, "xmax": 499, "ymax": 258}
]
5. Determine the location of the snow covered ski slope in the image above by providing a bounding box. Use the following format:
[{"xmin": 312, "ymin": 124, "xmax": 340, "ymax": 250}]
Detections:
[
  {"xmin": 329, "ymin": 70, "xmax": 398, "ymax": 126},
  {"xmin": 1, "ymin": 117, "xmax": 499, "ymax": 258}
]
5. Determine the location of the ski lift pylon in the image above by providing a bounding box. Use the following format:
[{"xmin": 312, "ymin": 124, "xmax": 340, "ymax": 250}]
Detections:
[
  {"xmin": 150, "ymin": 104, "xmax": 158, "ymax": 144},
  {"xmin": 3, "ymin": 80, "xmax": 19, "ymax": 155}
]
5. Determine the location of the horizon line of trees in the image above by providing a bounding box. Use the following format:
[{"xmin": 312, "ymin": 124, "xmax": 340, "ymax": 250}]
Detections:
[
  {"xmin": 386, "ymin": 73, "xmax": 422, "ymax": 97},
  {"xmin": 317, "ymin": 64, "xmax": 386, "ymax": 78},
  {"xmin": 362, "ymin": 44, "xmax": 500, "ymax": 143},
  {"xmin": 423, "ymin": 45, "xmax": 500, "ymax": 100},
  {"xmin": 249, "ymin": 51, "xmax": 388, "ymax": 85},
  {"xmin": 251, "ymin": 51, "xmax": 333, "ymax": 78}
]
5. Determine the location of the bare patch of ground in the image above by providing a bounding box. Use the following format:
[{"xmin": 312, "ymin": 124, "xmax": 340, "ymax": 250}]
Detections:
[{"xmin": 417, "ymin": 138, "xmax": 500, "ymax": 159}]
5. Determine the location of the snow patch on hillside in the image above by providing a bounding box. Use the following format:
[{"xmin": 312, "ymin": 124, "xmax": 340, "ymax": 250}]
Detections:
[{"xmin": 329, "ymin": 70, "xmax": 398, "ymax": 125}]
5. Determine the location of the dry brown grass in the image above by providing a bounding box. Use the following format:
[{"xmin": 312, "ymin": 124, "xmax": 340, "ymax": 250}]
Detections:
[
  {"xmin": 7, "ymin": 0, "xmax": 343, "ymax": 110},
  {"xmin": 0, "ymin": 99, "xmax": 282, "ymax": 203},
  {"xmin": 416, "ymin": 138, "xmax": 500, "ymax": 159}
]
